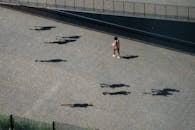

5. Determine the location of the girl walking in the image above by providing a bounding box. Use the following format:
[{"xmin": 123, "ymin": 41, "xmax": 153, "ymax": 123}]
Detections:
[{"xmin": 112, "ymin": 36, "xmax": 120, "ymax": 59}]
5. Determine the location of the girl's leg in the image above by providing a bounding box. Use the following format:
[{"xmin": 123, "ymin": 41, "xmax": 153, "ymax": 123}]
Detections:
[
  {"xmin": 113, "ymin": 49, "xmax": 116, "ymax": 57},
  {"xmin": 117, "ymin": 48, "xmax": 120, "ymax": 58}
]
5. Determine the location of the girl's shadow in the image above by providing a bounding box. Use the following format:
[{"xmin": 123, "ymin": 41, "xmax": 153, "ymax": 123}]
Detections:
[{"xmin": 121, "ymin": 55, "xmax": 139, "ymax": 59}]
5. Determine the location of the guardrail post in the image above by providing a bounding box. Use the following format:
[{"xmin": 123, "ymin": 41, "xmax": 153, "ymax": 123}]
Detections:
[
  {"xmin": 10, "ymin": 115, "xmax": 14, "ymax": 130},
  {"xmin": 74, "ymin": 0, "xmax": 75, "ymax": 9},
  {"xmin": 113, "ymin": 0, "xmax": 114, "ymax": 14},
  {"xmin": 188, "ymin": 7, "xmax": 190, "ymax": 20},
  {"xmin": 83, "ymin": 0, "xmax": 85, "ymax": 10},
  {"xmin": 123, "ymin": 0, "xmax": 125, "ymax": 15},
  {"xmin": 144, "ymin": 3, "xmax": 145, "ymax": 16},
  {"xmin": 103, "ymin": 0, "xmax": 104, "ymax": 12},
  {"xmin": 52, "ymin": 121, "xmax": 55, "ymax": 130},
  {"xmin": 93, "ymin": 0, "xmax": 95, "ymax": 11},
  {"xmin": 154, "ymin": 4, "xmax": 156, "ymax": 16},
  {"xmin": 133, "ymin": 2, "xmax": 135, "ymax": 15},
  {"xmin": 165, "ymin": 5, "xmax": 167, "ymax": 17}
]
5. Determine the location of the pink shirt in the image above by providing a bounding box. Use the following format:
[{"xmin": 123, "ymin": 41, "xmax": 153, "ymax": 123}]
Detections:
[{"xmin": 112, "ymin": 40, "xmax": 119, "ymax": 49}]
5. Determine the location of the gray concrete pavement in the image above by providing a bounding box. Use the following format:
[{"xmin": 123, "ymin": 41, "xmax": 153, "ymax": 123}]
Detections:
[{"xmin": 0, "ymin": 7, "xmax": 195, "ymax": 130}]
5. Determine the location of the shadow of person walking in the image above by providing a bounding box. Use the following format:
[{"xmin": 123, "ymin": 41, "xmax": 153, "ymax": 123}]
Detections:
[
  {"xmin": 100, "ymin": 83, "xmax": 130, "ymax": 89},
  {"xmin": 102, "ymin": 91, "xmax": 131, "ymax": 95},
  {"xmin": 35, "ymin": 59, "xmax": 67, "ymax": 63},
  {"xmin": 29, "ymin": 26, "xmax": 56, "ymax": 31},
  {"xmin": 44, "ymin": 40, "xmax": 77, "ymax": 45},
  {"xmin": 45, "ymin": 35, "xmax": 81, "ymax": 45},
  {"xmin": 144, "ymin": 88, "xmax": 180, "ymax": 96},
  {"xmin": 61, "ymin": 103, "xmax": 93, "ymax": 108}
]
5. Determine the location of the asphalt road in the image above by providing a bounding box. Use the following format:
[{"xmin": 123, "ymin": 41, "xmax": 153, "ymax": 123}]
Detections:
[{"xmin": 0, "ymin": 6, "xmax": 195, "ymax": 130}]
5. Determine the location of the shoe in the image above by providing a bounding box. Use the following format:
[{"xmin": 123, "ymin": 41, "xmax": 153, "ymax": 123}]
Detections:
[
  {"xmin": 117, "ymin": 56, "xmax": 121, "ymax": 59},
  {"xmin": 112, "ymin": 54, "xmax": 116, "ymax": 57}
]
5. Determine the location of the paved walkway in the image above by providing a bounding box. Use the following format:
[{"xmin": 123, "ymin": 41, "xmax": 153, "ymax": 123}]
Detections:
[{"xmin": 0, "ymin": 6, "xmax": 195, "ymax": 130}]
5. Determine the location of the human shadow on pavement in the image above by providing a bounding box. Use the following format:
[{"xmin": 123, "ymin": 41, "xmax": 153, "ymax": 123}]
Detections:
[
  {"xmin": 143, "ymin": 88, "xmax": 180, "ymax": 96},
  {"xmin": 100, "ymin": 83, "xmax": 130, "ymax": 89},
  {"xmin": 56, "ymin": 35, "xmax": 81, "ymax": 39},
  {"xmin": 35, "ymin": 59, "xmax": 67, "ymax": 63},
  {"xmin": 121, "ymin": 55, "xmax": 139, "ymax": 59},
  {"xmin": 103, "ymin": 91, "xmax": 131, "ymax": 95},
  {"xmin": 61, "ymin": 103, "xmax": 93, "ymax": 108},
  {"xmin": 45, "ymin": 35, "xmax": 80, "ymax": 45},
  {"xmin": 44, "ymin": 39, "xmax": 77, "ymax": 45},
  {"xmin": 29, "ymin": 26, "xmax": 56, "ymax": 31}
]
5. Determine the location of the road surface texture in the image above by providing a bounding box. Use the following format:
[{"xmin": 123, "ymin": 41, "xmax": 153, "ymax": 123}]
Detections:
[{"xmin": 0, "ymin": 6, "xmax": 195, "ymax": 130}]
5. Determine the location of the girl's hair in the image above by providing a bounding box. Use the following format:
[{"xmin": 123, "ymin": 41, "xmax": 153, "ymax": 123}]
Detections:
[{"xmin": 114, "ymin": 36, "xmax": 118, "ymax": 40}]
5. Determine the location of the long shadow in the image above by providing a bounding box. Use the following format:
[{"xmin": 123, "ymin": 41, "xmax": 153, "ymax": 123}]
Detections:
[
  {"xmin": 103, "ymin": 91, "xmax": 131, "ymax": 95},
  {"xmin": 122, "ymin": 55, "xmax": 139, "ymax": 59},
  {"xmin": 29, "ymin": 26, "xmax": 56, "ymax": 31},
  {"xmin": 61, "ymin": 103, "xmax": 93, "ymax": 108},
  {"xmin": 35, "ymin": 59, "xmax": 67, "ymax": 63},
  {"xmin": 56, "ymin": 35, "xmax": 81, "ymax": 39},
  {"xmin": 44, "ymin": 39, "xmax": 77, "ymax": 45},
  {"xmin": 100, "ymin": 83, "xmax": 130, "ymax": 88},
  {"xmin": 46, "ymin": 35, "xmax": 80, "ymax": 45},
  {"xmin": 144, "ymin": 88, "xmax": 180, "ymax": 96}
]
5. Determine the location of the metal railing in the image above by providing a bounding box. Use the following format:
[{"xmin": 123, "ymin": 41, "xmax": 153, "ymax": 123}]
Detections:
[
  {"xmin": 1, "ymin": 0, "xmax": 195, "ymax": 21},
  {"xmin": 0, "ymin": 114, "xmax": 96, "ymax": 130}
]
